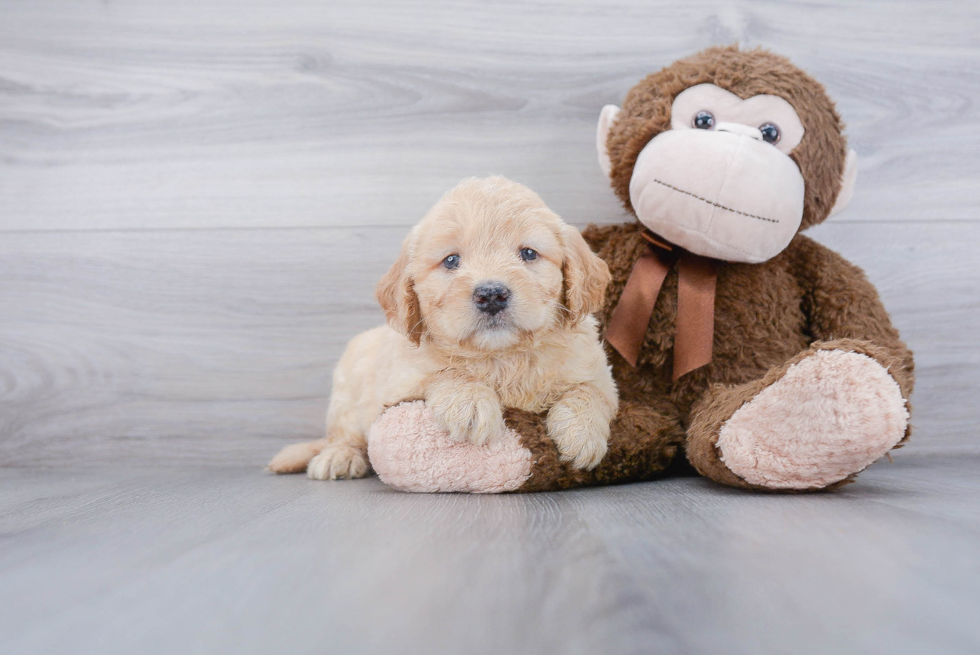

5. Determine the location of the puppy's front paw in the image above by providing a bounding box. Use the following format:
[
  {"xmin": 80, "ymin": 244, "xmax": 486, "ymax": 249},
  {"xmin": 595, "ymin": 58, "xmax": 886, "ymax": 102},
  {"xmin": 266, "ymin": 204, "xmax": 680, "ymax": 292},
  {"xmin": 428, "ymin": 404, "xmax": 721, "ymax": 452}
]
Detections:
[
  {"xmin": 546, "ymin": 405, "xmax": 610, "ymax": 471},
  {"xmin": 307, "ymin": 443, "xmax": 370, "ymax": 480},
  {"xmin": 429, "ymin": 388, "xmax": 506, "ymax": 445}
]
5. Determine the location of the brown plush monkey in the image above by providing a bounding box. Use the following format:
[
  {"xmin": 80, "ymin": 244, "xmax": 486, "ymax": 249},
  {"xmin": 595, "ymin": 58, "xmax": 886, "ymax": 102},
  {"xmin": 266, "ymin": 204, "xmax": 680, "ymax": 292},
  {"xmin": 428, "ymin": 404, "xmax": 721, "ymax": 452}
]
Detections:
[{"xmin": 365, "ymin": 45, "xmax": 916, "ymax": 493}]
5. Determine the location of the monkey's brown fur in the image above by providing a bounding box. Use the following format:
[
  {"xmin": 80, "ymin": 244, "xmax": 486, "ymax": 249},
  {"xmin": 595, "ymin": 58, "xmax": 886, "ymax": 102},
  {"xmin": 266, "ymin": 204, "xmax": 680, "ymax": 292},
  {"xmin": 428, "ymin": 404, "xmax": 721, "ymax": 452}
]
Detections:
[{"xmin": 505, "ymin": 46, "xmax": 914, "ymax": 493}]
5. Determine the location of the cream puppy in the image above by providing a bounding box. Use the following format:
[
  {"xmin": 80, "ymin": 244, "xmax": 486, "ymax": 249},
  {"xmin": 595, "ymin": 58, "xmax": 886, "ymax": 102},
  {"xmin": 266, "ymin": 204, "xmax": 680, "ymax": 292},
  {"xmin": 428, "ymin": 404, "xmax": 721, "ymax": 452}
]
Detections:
[{"xmin": 269, "ymin": 176, "xmax": 617, "ymax": 480}]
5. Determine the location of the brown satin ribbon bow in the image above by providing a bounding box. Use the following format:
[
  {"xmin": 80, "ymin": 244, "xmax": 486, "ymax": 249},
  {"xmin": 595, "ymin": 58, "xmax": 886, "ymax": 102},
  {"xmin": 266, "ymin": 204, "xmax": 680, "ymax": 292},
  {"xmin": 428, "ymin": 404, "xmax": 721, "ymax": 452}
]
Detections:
[{"xmin": 604, "ymin": 231, "xmax": 718, "ymax": 380}]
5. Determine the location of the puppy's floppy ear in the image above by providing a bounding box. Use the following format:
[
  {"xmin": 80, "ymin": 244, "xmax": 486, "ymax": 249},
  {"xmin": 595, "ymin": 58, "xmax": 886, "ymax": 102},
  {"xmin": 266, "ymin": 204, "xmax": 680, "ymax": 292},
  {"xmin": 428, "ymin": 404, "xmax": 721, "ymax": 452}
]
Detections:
[
  {"xmin": 560, "ymin": 224, "xmax": 610, "ymax": 325},
  {"xmin": 375, "ymin": 231, "xmax": 424, "ymax": 345}
]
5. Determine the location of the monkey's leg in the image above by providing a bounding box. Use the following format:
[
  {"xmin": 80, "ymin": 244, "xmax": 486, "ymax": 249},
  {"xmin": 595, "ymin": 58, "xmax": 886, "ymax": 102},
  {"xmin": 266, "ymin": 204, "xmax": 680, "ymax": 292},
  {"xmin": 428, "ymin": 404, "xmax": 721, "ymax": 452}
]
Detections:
[
  {"xmin": 686, "ymin": 341, "xmax": 909, "ymax": 492},
  {"xmin": 368, "ymin": 399, "xmax": 685, "ymax": 493}
]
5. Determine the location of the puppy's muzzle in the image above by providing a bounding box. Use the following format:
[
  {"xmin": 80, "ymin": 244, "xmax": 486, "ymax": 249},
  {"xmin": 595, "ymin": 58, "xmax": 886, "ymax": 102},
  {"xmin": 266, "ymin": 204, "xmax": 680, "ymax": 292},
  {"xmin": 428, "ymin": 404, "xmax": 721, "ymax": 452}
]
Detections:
[{"xmin": 473, "ymin": 282, "xmax": 510, "ymax": 316}]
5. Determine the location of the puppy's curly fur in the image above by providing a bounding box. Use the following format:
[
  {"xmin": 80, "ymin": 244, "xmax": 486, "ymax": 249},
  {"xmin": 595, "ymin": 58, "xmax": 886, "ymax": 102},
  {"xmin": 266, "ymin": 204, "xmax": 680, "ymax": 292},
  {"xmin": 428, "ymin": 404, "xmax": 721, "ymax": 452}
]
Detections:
[{"xmin": 269, "ymin": 177, "xmax": 618, "ymax": 479}]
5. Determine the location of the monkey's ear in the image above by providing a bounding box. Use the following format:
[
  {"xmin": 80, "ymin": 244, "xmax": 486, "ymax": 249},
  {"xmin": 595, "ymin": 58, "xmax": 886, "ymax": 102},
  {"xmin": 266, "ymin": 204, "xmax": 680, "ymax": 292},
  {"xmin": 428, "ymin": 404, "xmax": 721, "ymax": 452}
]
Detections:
[
  {"xmin": 596, "ymin": 105, "xmax": 621, "ymax": 179},
  {"xmin": 375, "ymin": 232, "xmax": 424, "ymax": 345},
  {"xmin": 829, "ymin": 149, "xmax": 858, "ymax": 217},
  {"xmin": 560, "ymin": 224, "xmax": 611, "ymax": 325}
]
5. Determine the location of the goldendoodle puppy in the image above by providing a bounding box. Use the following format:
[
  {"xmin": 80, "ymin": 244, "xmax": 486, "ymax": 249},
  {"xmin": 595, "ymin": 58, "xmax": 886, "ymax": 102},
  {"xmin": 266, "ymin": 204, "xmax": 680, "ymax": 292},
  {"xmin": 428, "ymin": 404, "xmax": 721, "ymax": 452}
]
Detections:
[{"xmin": 269, "ymin": 176, "xmax": 617, "ymax": 479}]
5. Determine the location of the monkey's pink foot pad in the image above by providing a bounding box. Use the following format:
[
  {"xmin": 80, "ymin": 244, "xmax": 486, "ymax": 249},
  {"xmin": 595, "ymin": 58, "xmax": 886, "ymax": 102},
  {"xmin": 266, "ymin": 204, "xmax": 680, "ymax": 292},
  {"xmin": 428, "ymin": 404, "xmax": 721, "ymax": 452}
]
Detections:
[
  {"xmin": 368, "ymin": 401, "xmax": 532, "ymax": 493},
  {"xmin": 717, "ymin": 350, "xmax": 909, "ymax": 490}
]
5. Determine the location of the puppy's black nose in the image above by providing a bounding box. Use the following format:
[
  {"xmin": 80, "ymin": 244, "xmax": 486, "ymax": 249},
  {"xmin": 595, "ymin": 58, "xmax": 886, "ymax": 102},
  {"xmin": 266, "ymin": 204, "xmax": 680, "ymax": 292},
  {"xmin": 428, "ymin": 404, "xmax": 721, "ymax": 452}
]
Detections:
[{"xmin": 473, "ymin": 282, "xmax": 510, "ymax": 316}]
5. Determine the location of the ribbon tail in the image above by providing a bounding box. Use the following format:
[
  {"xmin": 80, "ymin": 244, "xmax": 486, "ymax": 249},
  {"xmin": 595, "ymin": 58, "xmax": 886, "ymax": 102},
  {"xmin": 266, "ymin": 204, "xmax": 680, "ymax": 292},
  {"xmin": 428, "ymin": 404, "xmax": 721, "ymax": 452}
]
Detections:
[
  {"xmin": 604, "ymin": 250, "xmax": 673, "ymax": 367},
  {"xmin": 673, "ymin": 253, "xmax": 718, "ymax": 381}
]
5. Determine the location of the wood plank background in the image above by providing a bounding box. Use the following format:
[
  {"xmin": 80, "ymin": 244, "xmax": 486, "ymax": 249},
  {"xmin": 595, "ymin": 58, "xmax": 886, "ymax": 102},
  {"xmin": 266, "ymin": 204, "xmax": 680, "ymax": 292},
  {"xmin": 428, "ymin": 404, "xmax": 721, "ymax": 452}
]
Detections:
[{"xmin": 1, "ymin": 0, "xmax": 978, "ymax": 465}]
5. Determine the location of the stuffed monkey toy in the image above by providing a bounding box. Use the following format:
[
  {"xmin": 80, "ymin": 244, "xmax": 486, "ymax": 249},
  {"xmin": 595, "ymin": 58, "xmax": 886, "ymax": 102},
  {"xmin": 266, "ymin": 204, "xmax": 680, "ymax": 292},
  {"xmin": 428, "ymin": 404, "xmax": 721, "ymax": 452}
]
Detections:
[{"xmin": 366, "ymin": 45, "xmax": 915, "ymax": 493}]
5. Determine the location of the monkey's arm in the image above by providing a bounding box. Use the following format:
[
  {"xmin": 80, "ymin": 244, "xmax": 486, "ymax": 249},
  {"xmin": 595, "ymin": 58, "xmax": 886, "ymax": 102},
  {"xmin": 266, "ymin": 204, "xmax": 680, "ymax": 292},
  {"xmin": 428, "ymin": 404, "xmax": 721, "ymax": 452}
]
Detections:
[
  {"xmin": 792, "ymin": 235, "xmax": 914, "ymax": 399},
  {"xmin": 366, "ymin": 396, "xmax": 685, "ymax": 493}
]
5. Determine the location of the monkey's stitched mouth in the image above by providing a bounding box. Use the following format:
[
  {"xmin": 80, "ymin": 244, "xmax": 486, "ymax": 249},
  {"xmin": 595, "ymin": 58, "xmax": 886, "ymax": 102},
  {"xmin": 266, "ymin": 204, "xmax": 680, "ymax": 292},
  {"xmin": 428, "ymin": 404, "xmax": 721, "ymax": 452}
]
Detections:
[{"xmin": 651, "ymin": 178, "xmax": 779, "ymax": 224}]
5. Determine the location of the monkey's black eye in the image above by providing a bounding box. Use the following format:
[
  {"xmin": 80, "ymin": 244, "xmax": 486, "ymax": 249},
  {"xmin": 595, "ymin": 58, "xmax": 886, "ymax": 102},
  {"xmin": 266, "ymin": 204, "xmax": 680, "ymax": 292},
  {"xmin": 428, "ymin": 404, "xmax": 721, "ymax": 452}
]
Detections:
[
  {"xmin": 519, "ymin": 247, "xmax": 538, "ymax": 262},
  {"xmin": 693, "ymin": 111, "xmax": 715, "ymax": 130},
  {"xmin": 443, "ymin": 254, "xmax": 460, "ymax": 270},
  {"xmin": 759, "ymin": 123, "xmax": 780, "ymax": 144}
]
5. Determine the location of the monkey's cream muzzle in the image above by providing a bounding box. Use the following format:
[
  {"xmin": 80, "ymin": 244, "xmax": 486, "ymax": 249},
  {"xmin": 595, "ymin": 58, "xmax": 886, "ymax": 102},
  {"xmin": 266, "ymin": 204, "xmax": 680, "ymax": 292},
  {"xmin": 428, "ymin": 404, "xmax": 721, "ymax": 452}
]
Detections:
[{"xmin": 629, "ymin": 127, "xmax": 805, "ymax": 264}]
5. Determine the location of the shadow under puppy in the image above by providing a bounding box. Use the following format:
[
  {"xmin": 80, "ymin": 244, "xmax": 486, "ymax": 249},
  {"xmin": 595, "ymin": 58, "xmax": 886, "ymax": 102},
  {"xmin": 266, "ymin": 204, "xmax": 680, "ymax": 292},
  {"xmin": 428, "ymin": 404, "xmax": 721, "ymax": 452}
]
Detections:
[{"xmin": 269, "ymin": 176, "xmax": 617, "ymax": 479}]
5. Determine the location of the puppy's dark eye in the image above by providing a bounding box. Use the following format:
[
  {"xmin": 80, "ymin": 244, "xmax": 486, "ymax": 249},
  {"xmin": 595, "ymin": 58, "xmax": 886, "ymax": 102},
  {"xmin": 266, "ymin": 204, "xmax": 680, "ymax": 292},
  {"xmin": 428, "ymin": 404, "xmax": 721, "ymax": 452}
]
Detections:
[
  {"xmin": 759, "ymin": 123, "xmax": 780, "ymax": 144},
  {"xmin": 442, "ymin": 254, "xmax": 460, "ymax": 270},
  {"xmin": 519, "ymin": 248, "xmax": 538, "ymax": 262},
  {"xmin": 693, "ymin": 111, "xmax": 715, "ymax": 130}
]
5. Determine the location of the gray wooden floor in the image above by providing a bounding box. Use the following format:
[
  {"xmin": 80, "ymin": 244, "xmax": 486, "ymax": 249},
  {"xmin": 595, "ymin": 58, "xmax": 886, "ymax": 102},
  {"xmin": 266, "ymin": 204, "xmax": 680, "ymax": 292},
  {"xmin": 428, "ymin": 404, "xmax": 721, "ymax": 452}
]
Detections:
[
  {"xmin": 2, "ymin": 1, "xmax": 980, "ymax": 653},
  {"xmin": 2, "ymin": 456, "xmax": 979, "ymax": 655}
]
